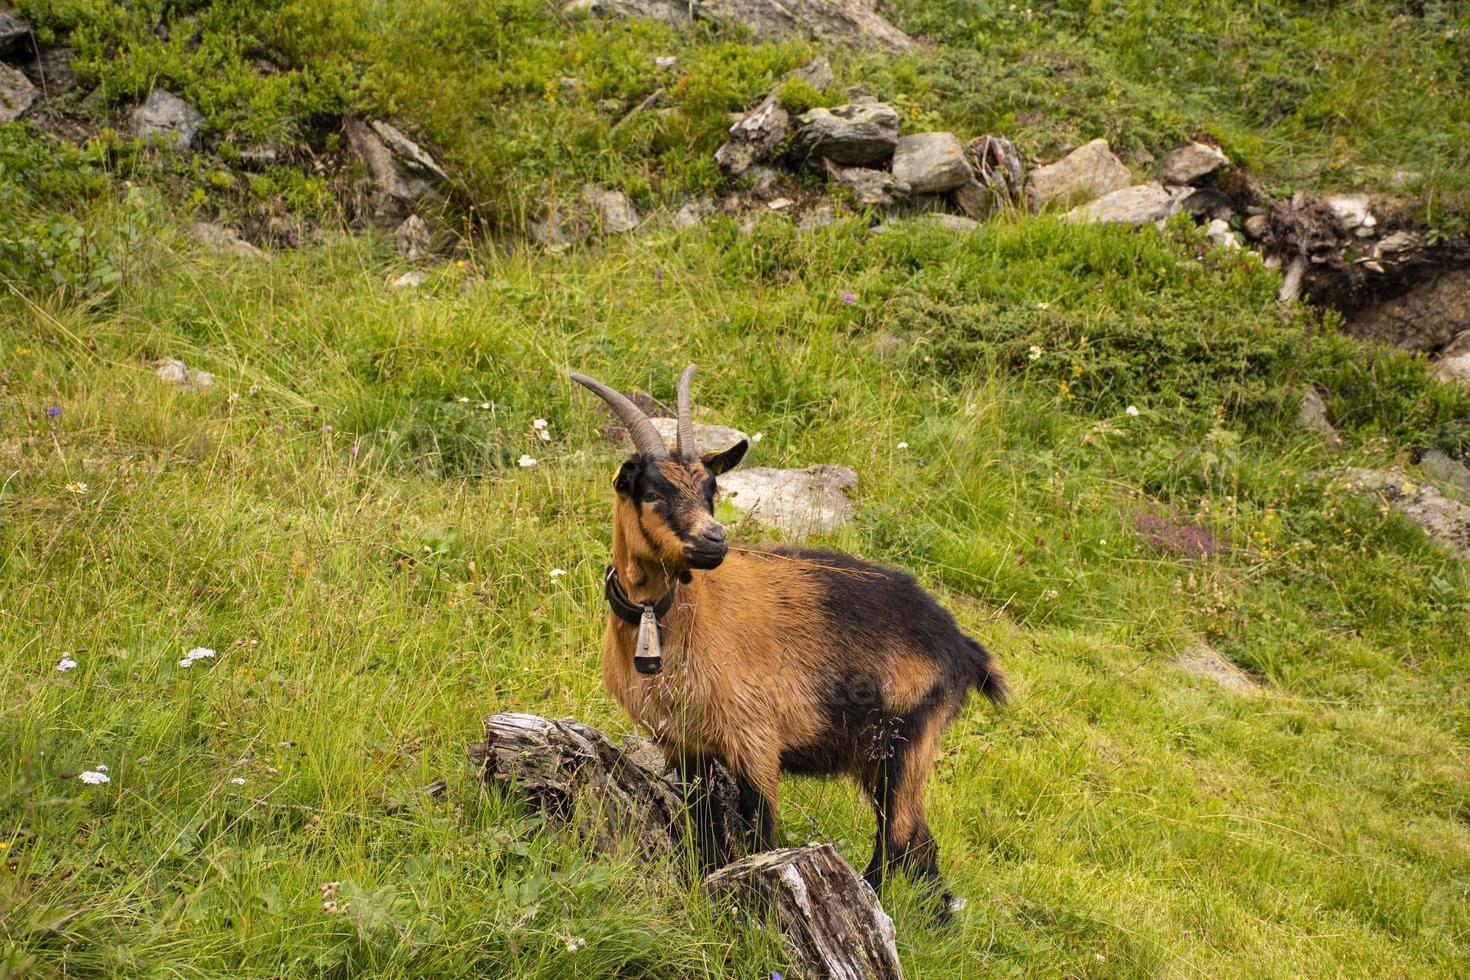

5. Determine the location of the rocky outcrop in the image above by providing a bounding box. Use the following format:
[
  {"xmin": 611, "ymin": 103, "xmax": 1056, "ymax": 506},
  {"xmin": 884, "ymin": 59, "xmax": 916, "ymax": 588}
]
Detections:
[
  {"xmin": 1432, "ymin": 330, "xmax": 1470, "ymax": 385},
  {"xmin": 0, "ymin": 62, "xmax": 35, "ymax": 121},
  {"xmin": 1027, "ymin": 139, "xmax": 1131, "ymax": 208},
  {"xmin": 1160, "ymin": 141, "xmax": 1228, "ymax": 185},
  {"xmin": 1421, "ymin": 449, "xmax": 1470, "ymax": 499},
  {"xmin": 1334, "ymin": 468, "xmax": 1470, "ymax": 559},
  {"xmin": 715, "ymin": 56, "xmax": 832, "ymax": 179},
  {"xmin": 790, "ymin": 102, "xmax": 900, "ymax": 168},
  {"xmin": 343, "ymin": 118, "xmax": 448, "ymax": 228},
  {"xmin": 1348, "ymin": 268, "xmax": 1470, "ymax": 354},
  {"xmin": 131, "ymin": 89, "xmax": 206, "ymax": 148},
  {"xmin": 563, "ymin": 0, "xmax": 916, "ymax": 51},
  {"xmin": 827, "ymin": 162, "xmax": 909, "ymax": 207},
  {"xmin": 891, "ymin": 132, "xmax": 971, "ymax": 194},
  {"xmin": 1064, "ymin": 181, "xmax": 1173, "ymax": 226}
]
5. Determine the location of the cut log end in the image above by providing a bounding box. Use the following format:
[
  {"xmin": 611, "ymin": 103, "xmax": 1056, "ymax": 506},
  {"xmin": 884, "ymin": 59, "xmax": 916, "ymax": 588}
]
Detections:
[{"xmin": 704, "ymin": 843, "xmax": 904, "ymax": 980}]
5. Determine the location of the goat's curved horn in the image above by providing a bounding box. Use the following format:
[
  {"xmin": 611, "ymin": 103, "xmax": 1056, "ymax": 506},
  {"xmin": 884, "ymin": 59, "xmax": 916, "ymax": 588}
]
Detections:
[
  {"xmin": 570, "ymin": 371, "xmax": 669, "ymax": 458},
  {"xmin": 675, "ymin": 363, "xmax": 698, "ymax": 460}
]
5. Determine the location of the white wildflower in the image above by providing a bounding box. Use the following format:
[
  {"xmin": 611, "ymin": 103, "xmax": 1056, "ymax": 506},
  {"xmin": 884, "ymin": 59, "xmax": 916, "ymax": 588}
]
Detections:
[
  {"xmin": 1027, "ymin": 345, "xmax": 1042, "ymax": 361},
  {"xmin": 95, "ymin": 764, "xmax": 108, "ymax": 772},
  {"xmin": 1125, "ymin": 405, "xmax": 1139, "ymax": 417},
  {"xmin": 79, "ymin": 771, "xmax": 110, "ymax": 784},
  {"xmin": 518, "ymin": 455, "xmax": 537, "ymax": 468},
  {"xmin": 65, "ymin": 482, "xmax": 89, "ymax": 495},
  {"xmin": 1036, "ymin": 302, "xmax": 1050, "ymax": 310},
  {"xmin": 750, "ymin": 432, "xmax": 763, "ymax": 443},
  {"xmin": 537, "ymin": 429, "xmax": 551, "ymax": 442},
  {"xmin": 550, "ymin": 568, "xmax": 568, "ymax": 577},
  {"xmin": 56, "ymin": 657, "xmax": 78, "ymax": 672},
  {"xmin": 229, "ymin": 776, "xmax": 247, "ymax": 786},
  {"xmin": 566, "ymin": 937, "xmax": 586, "ymax": 954},
  {"xmin": 178, "ymin": 647, "xmax": 216, "ymax": 668},
  {"xmin": 457, "ymin": 396, "xmax": 470, "ymax": 404},
  {"xmin": 480, "ymin": 402, "xmax": 491, "ymax": 410},
  {"xmin": 896, "ymin": 441, "xmax": 909, "ymax": 450},
  {"xmin": 532, "ymin": 418, "xmax": 549, "ymax": 430}
]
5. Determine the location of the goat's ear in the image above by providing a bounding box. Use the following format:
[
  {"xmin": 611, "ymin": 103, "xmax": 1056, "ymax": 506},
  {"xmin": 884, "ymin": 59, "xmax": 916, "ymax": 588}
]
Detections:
[
  {"xmin": 613, "ymin": 458, "xmax": 641, "ymax": 496},
  {"xmin": 703, "ymin": 439, "xmax": 748, "ymax": 476}
]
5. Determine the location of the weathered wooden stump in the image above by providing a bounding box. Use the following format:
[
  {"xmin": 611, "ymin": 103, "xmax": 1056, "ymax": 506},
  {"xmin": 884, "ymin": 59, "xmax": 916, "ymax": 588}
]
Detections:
[
  {"xmin": 467, "ymin": 712, "xmax": 751, "ymax": 864},
  {"xmin": 704, "ymin": 843, "xmax": 905, "ymax": 980}
]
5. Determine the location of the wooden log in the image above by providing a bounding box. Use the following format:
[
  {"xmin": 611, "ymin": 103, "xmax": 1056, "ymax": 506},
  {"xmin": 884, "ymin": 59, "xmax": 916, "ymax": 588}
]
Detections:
[
  {"xmin": 703, "ymin": 843, "xmax": 904, "ymax": 980},
  {"xmin": 467, "ymin": 712, "xmax": 752, "ymax": 865}
]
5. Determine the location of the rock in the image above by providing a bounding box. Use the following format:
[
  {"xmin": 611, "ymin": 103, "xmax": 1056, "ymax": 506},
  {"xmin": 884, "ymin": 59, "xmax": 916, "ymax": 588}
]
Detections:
[
  {"xmin": 0, "ymin": 10, "xmax": 29, "ymax": 54},
  {"xmin": 131, "ymin": 89, "xmax": 206, "ymax": 148},
  {"xmin": 1323, "ymin": 193, "xmax": 1376, "ymax": 234},
  {"xmin": 343, "ymin": 118, "xmax": 446, "ymax": 227},
  {"xmin": 1348, "ymin": 269, "xmax": 1470, "ymax": 353},
  {"xmin": 890, "ymin": 132, "xmax": 971, "ymax": 194},
  {"xmin": 950, "ymin": 180, "xmax": 990, "ymax": 220},
  {"xmin": 650, "ymin": 417, "xmax": 750, "ymax": 455},
  {"xmin": 968, "ymin": 134, "xmax": 1024, "ymax": 206},
  {"xmin": 1174, "ymin": 646, "xmax": 1261, "ymax": 694},
  {"xmin": 1063, "ymin": 182, "xmax": 1173, "ymax": 226},
  {"xmin": 919, "ymin": 213, "xmax": 981, "ymax": 232},
  {"xmin": 714, "ymin": 58, "xmax": 831, "ymax": 179},
  {"xmin": 238, "ymin": 146, "xmax": 279, "ymax": 170},
  {"xmin": 703, "ymin": 844, "xmax": 904, "ymax": 980},
  {"xmin": 1159, "ymin": 141, "xmax": 1229, "ymax": 185},
  {"xmin": 1243, "ymin": 214, "xmax": 1270, "ymax": 241},
  {"xmin": 1335, "ymin": 467, "xmax": 1470, "ymax": 559},
  {"xmin": 1027, "ymin": 139, "xmax": 1131, "ymax": 208},
  {"xmin": 1420, "ymin": 449, "xmax": 1470, "ymax": 500},
  {"xmin": 394, "ymin": 214, "xmax": 430, "ymax": 262},
  {"xmin": 1177, "ymin": 187, "xmax": 1234, "ymax": 220},
  {"xmin": 528, "ymin": 205, "xmax": 577, "ymax": 250},
  {"xmin": 1278, "ymin": 256, "xmax": 1308, "ymax": 303},
  {"xmin": 672, "ymin": 197, "xmax": 713, "ymax": 230},
  {"xmin": 564, "ymin": 0, "xmax": 916, "ymax": 52},
  {"xmin": 1206, "ymin": 218, "xmax": 1242, "ymax": 250},
  {"xmin": 154, "ymin": 358, "xmax": 216, "ymax": 389},
  {"xmin": 581, "ymin": 184, "xmax": 641, "ymax": 234},
  {"xmin": 24, "ymin": 47, "xmax": 80, "ymax": 97},
  {"xmin": 1297, "ymin": 389, "xmax": 1344, "ymax": 449},
  {"xmin": 790, "ymin": 102, "xmax": 900, "ymax": 168},
  {"xmin": 0, "ymin": 63, "xmax": 37, "ymax": 122},
  {"xmin": 654, "ymin": 55, "xmax": 679, "ymax": 70},
  {"xmin": 190, "ymin": 222, "xmax": 266, "ymax": 259},
  {"xmin": 718, "ymin": 464, "xmax": 857, "ymax": 536},
  {"xmin": 826, "ymin": 161, "xmax": 909, "ymax": 207},
  {"xmin": 1373, "ymin": 230, "xmax": 1422, "ymax": 257},
  {"xmin": 1432, "ymin": 329, "xmax": 1470, "ymax": 385},
  {"xmin": 390, "ymin": 270, "xmax": 429, "ymax": 289},
  {"xmin": 1388, "ymin": 170, "xmax": 1423, "ymax": 191},
  {"xmin": 798, "ymin": 205, "xmax": 837, "ymax": 233}
]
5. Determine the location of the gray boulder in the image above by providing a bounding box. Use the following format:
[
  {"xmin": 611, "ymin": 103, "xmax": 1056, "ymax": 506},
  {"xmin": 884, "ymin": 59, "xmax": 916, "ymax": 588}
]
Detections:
[
  {"xmin": 790, "ymin": 103, "xmax": 899, "ymax": 168},
  {"xmin": 718, "ymin": 464, "xmax": 857, "ymax": 536},
  {"xmin": 1297, "ymin": 389, "xmax": 1344, "ymax": 449},
  {"xmin": 826, "ymin": 161, "xmax": 909, "ymax": 207},
  {"xmin": 0, "ymin": 63, "xmax": 36, "ymax": 122},
  {"xmin": 1027, "ymin": 139, "xmax": 1131, "ymax": 208},
  {"xmin": 1433, "ymin": 330, "xmax": 1470, "ymax": 386},
  {"xmin": 395, "ymin": 215, "xmax": 430, "ymax": 261},
  {"xmin": 1063, "ymin": 182, "xmax": 1173, "ymax": 226},
  {"xmin": 715, "ymin": 56, "xmax": 831, "ymax": 179},
  {"xmin": 0, "ymin": 10, "xmax": 28, "ymax": 54},
  {"xmin": 1335, "ymin": 468, "xmax": 1470, "ymax": 559},
  {"xmin": 131, "ymin": 89, "xmax": 206, "ymax": 148},
  {"xmin": 890, "ymin": 132, "xmax": 971, "ymax": 194},
  {"xmin": 191, "ymin": 222, "xmax": 266, "ymax": 259},
  {"xmin": 1351, "ymin": 269, "xmax": 1470, "ymax": 353},
  {"xmin": 343, "ymin": 118, "xmax": 446, "ymax": 227},
  {"xmin": 155, "ymin": 358, "xmax": 216, "ymax": 389},
  {"xmin": 25, "ymin": 47, "xmax": 80, "ymax": 97},
  {"xmin": 1420, "ymin": 449, "xmax": 1470, "ymax": 500},
  {"xmin": 1159, "ymin": 141, "xmax": 1229, "ymax": 184},
  {"xmin": 581, "ymin": 184, "xmax": 641, "ymax": 234}
]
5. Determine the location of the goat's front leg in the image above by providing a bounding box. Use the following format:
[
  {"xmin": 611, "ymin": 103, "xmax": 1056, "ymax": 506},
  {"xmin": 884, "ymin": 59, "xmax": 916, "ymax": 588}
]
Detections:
[
  {"xmin": 668, "ymin": 750, "xmax": 725, "ymax": 869},
  {"xmin": 730, "ymin": 750, "xmax": 779, "ymax": 852}
]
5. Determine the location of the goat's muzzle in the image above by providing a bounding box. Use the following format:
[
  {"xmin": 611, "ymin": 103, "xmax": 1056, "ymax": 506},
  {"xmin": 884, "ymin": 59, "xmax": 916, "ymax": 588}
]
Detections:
[{"xmin": 684, "ymin": 524, "xmax": 728, "ymax": 569}]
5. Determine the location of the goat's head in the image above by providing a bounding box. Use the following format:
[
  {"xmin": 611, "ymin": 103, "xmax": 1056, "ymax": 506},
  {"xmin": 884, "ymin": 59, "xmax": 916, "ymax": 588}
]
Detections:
[{"xmin": 572, "ymin": 364, "xmax": 748, "ymax": 571}]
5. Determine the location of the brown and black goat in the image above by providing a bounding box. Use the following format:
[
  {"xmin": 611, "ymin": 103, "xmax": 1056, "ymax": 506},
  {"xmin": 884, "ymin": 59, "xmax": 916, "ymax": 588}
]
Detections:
[{"xmin": 571, "ymin": 364, "xmax": 1006, "ymax": 912}]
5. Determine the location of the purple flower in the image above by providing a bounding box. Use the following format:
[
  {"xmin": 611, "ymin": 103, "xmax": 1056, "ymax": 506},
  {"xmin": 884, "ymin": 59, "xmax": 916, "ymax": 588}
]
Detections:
[
  {"xmin": 349, "ymin": 443, "xmax": 360, "ymax": 457},
  {"xmin": 47, "ymin": 406, "xmax": 61, "ymax": 419},
  {"xmin": 841, "ymin": 293, "xmax": 856, "ymax": 304},
  {"xmin": 655, "ymin": 268, "xmax": 663, "ymax": 285}
]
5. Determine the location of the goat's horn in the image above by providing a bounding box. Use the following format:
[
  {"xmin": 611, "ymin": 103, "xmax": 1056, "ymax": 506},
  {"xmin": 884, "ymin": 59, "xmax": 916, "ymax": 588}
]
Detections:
[
  {"xmin": 675, "ymin": 363, "xmax": 698, "ymax": 460},
  {"xmin": 570, "ymin": 371, "xmax": 669, "ymax": 459}
]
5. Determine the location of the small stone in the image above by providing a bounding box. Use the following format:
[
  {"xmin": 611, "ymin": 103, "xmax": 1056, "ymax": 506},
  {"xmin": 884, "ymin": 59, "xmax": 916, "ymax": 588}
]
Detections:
[
  {"xmin": 1297, "ymin": 389, "xmax": 1344, "ymax": 449},
  {"xmin": 1175, "ymin": 646, "xmax": 1260, "ymax": 694},
  {"xmin": 714, "ymin": 56, "xmax": 830, "ymax": 179},
  {"xmin": 390, "ymin": 270, "xmax": 429, "ymax": 289},
  {"xmin": 1420, "ymin": 449, "xmax": 1470, "ymax": 499},
  {"xmin": 1027, "ymin": 139, "xmax": 1131, "ymax": 208},
  {"xmin": 826, "ymin": 162, "xmax": 909, "ymax": 207},
  {"xmin": 0, "ymin": 63, "xmax": 37, "ymax": 122},
  {"xmin": 1278, "ymin": 256, "xmax": 1308, "ymax": 303},
  {"xmin": 1373, "ymin": 230, "xmax": 1421, "ymax": 256},
  {"xmin": 919, "ymin": 213, "xmax": 980, "ymax": 232},
  {"xmin": 672, "ymin": 198, "xmax": 713, "ymax": 230},
  {"xmin": 790, "ymin": 102, "xmax": 900, "ymax": 168},
  {"xmin": 581, "ymin": 184, "xmax": 640, "ymax": 234},
  {"xmin": 1205, "ymin": 218, "xmax": 1241, "ymax": 250},
  {"xmin": 394, "ymin": 214, "xmax": 430, "ymax": 262},
  {"xmin": 155, "ymin": 358, "xmax": 216, "ymax": 389},
  {"xmin": 890, "ymin": 131, "xmax": 971, "ymax": 194},
  {"xmin": 191, "ymin": 222, "xmax": 266, "ymax": 259},
  {"xmin": 24, "ymin": 47, "xmax": 80, "ymax": 97},
  {"xmin": 1432, "ymin": 330, "xmax": 1470, "ymax": 386},
  {"xmin": 131, "ymin": 89, "xmax": 206, "ymax": 148},
  {"xmin": 1064, "ymin": 182, "xmax": 1173, "ymax": 226},
  {"xmin": 1324, "ymin": 194, "xmax": 1375, "ymax": 232},
  {"xmin": 1159, "ymin": 141, "xmax": 1229, "ymax": 184},
  {"xmin": 766, "ymin": 197, "xmax": 794, "ymax": 210},
  {"xmin": 1242, "ymin": 214, "xmax": 1270, "ymax": 241},
  {"xmin": 950, "ymin": 179, "xmax": 991, "ymax": 220}
]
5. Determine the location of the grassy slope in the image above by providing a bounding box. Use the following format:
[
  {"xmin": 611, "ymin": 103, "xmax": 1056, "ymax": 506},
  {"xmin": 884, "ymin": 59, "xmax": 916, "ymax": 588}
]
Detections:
[{"xmin": 3, "ymin": 1, "xmax": 1470, "ymax": 977}]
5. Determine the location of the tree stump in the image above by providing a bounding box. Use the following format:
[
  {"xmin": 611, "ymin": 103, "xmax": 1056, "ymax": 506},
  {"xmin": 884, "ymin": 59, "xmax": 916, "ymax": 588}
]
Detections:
[
  {"xmin": 703, "ymin": 844, "xmax": 904, "ymax": 980},
  {"xmin": 467, "ymin": 712, "xmax": 751, "ymax": 865}
]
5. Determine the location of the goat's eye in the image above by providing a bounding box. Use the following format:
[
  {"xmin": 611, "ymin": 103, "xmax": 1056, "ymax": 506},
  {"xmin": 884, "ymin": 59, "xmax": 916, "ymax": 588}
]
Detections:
[{"xmin": 641, "ymin": 492, "xmax": 660, "ymax": 505}]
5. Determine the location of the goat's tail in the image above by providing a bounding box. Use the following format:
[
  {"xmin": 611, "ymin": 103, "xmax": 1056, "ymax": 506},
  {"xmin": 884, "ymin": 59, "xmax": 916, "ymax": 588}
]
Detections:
[{"xmin": 965, "ymin": 636, "xmax": 1009, "ymax": 707}]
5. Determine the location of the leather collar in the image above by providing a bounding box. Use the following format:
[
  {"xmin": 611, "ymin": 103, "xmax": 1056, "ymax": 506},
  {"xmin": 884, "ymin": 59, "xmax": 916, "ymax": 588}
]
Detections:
[{"xmin": 604, "ymin": 564, "xmax": 677, "ymax": 629}]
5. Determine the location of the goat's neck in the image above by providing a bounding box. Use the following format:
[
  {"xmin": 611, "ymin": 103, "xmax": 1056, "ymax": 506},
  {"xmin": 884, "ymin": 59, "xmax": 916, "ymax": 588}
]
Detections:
[{"xmin": 610, "ymin": 530, "xmax": 682, "ymax": 607}]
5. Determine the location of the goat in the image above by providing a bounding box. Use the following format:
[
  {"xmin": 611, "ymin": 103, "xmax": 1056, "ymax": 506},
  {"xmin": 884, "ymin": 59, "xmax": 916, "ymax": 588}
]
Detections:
[{"xmin": 571, "ymin": 364, "xmax": 1006, "ymax": 913}]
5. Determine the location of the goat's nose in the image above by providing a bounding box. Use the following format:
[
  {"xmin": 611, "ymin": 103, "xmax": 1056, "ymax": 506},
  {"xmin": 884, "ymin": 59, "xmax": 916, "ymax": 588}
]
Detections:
[{"xmin": 700, "ymin": 524, "xmax": 726, "ymax": 546}]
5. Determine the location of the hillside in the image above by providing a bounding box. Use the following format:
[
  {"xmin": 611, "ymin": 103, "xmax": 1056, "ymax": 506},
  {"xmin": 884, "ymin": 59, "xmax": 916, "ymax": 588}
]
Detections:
[{"xmin": 3, "ymin": 1, "xmax": 1470, "ymax": 977}]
